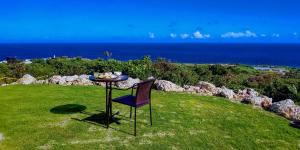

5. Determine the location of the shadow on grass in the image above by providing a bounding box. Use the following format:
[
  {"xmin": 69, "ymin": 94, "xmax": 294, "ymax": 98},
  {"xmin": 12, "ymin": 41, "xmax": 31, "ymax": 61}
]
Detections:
[
  {"xmin": 73, "ymin": 111, "xmax": 134, "ymax": 136},
  {"xmin": 290, "ymin": 121, "xmax": 300, "ymax": 129},
  {"xmin": 50, "ymin": 104, "xmax": 87, "ymax": 114}
]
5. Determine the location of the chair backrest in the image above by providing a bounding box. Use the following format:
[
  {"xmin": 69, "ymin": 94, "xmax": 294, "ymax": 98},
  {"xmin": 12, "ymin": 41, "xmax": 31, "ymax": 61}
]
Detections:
[{"xmin": 135, "ymin": 79, "xmax": 155, "ymax": 104}]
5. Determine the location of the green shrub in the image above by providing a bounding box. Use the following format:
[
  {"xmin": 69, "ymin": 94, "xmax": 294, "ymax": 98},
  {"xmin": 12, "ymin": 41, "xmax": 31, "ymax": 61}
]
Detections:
[
  {"xmin": 0, "ymin": 63, "xmax": 10, "ymax": 76},
  {"xmin": 46, "ymin": 57, "xmax": 90, "ymax": 75},
  {"xmin": 153, "ymin": 59, "xmax": 198, "ymax": 86},
  {"xmin": 193, "ymin": 65, "xmax": 213, "ymax": 81},
  {"xmin": 264, "ymin": 80, "xmax": 298, "ymax": 102},
  {"xmin": 25, "ymin": 63, "xmax": 56, "ymax": 79},
  {"xmin": 209, "ymin": 65, "xmax": 228, "ymax": 75}
]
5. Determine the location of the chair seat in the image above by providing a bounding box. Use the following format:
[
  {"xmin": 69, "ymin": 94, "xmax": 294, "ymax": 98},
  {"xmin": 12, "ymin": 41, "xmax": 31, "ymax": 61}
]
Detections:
[{"xmin": 112, "ymin": 95, "xmax": 149, "ymax": 107}]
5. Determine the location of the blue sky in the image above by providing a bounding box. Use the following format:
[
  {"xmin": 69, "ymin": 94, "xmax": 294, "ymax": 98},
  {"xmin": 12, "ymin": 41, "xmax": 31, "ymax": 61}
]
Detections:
[{"xmin": 0, "ymin": 0, "xmax": 300, "ymax": 43}]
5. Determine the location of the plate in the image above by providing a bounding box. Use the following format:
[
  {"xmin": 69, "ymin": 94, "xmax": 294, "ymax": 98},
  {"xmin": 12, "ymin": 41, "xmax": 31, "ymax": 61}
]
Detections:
[{"xmin": 96, "ymin": 74, "xmax": 118, "ymax": 79}]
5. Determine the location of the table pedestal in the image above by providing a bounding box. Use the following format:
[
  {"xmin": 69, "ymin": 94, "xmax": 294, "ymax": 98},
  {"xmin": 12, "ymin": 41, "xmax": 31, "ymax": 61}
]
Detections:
[{"xmin": 105, "ymin": 82, "xmax": 120, "ymax": 128}]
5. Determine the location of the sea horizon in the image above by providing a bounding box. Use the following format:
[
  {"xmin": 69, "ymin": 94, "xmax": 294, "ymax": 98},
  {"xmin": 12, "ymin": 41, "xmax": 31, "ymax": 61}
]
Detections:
[{"xmin": 1, "ymin": 43, "xmax": 300, "ymax": 68}]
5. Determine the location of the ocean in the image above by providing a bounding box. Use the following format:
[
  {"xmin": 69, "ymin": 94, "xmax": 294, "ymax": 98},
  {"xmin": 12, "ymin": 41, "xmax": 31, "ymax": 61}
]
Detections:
[{"xmin": 0, "ymin": 43, "xmax": 300, "ymax": 67}]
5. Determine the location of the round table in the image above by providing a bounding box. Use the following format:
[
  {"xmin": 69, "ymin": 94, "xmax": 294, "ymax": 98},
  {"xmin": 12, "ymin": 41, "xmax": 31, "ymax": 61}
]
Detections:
[{"xmin": 90, "ymin": 75, "xmax": 129, "ymax": 128}]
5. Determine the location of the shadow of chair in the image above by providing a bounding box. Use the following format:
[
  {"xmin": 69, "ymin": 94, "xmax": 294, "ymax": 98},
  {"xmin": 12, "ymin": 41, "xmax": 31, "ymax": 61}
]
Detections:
[{"xmin": 50, "ymin": 104, "xmax": 87, "ymax": 114}]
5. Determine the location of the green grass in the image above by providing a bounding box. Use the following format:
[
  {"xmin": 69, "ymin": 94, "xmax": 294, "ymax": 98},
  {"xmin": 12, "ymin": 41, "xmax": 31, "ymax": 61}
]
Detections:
[{"xmin": 0, "ymin": 85, "xmax": 300, "ymax": 150}]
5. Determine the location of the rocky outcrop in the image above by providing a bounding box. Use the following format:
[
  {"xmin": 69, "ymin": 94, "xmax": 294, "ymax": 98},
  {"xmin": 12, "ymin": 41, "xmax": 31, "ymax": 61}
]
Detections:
[
  {"xmin": 16, "ymin": 74, "xmax": 37, "ymax": 85},
  {"xmin": 183, "ymin": 81, "xmax": 220, "ymax": 96},
  {"xmin": 155, "ymin": 80, "xmax": 184, "ymax": 92},
  {"xmin": 234, "ymin": 88, "xmax": 259, "ymax": 101},
  {"xmin": 243, "ymin": 96, "xmax": 272, "ymax": 109},
  {"xmin": 116, "ymin": 77, "xmax": 140, "ymax": 89},
  {"xmin": 183, "ymin": 85, "xmax": 214, "ymax": 96},
  {"xmin": 271, "ymin": 99, "xmax": 300, "ymax": 121},
  {"xmin": 0, "ymin": 133, "xmax": 4, "ymax": 142},
  {"xmin": 75, "ymin": 75, "xmax": 93, "ymax": 86},
  {"xmin": 65, "ymin": 75, "xmax": 78, "ymax": 84},
  {"xmin": 196, "ymin": 81, "xmax": 218, "ymax": 94},
  {"xmin": 216, "ymin": 86, "xmax": 235, "ymax": 100},
  {"xmin": 35, "ymin": 80, "xmax": 49, "ymax": 84},
  {"xmin": 1, "ymin": 84, "xmax": 9, "ymax": 87},
  {"xmin": 49, "ymin": 75, "xmax": 63, "ymax": 84},
  {"xmin": 233, "ymin": 88, "xmax": 272, "ymax": 109},
  {"xmin": 48, "ymin": 75, "xmax": 93, "ymax": 86}
]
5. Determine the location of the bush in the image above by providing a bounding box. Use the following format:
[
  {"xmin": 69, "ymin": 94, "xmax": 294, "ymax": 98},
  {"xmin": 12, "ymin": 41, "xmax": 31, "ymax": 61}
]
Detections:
[
  {"xmin": 209, "ymin": 65, "xmax": 228, "ymax": 75},
  {"xmin": 153, "ymin": 59, "xmax": 198, "ymax": 86},
  {"xmin": 264, "ymin": 79, "xmax": 298, "ymax": 102},
  {"xmin": 25, "ymin": 63, "xmax": 56, "ymax": 79},
  {"xmin": 46, "ymin": 57, "xmax": 91, "ymax": 75},
  {"xmin": 193, "ymin": 65, "xmax": 213, "ymax": 81},
  {"xmin": 123, "ymin": 56, "xmax": 153, "ymax": 79}
]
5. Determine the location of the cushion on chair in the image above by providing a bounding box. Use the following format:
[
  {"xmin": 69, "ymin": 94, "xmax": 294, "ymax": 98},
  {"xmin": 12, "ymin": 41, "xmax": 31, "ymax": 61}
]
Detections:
[{"xmin": 112, "ymin": 95, "xmax": 149, "ymax": 107}]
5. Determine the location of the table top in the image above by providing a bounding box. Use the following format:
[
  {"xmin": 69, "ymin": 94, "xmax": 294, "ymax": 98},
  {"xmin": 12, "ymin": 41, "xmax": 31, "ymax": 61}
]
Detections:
[{"xmin": 89, "ymin": 75, "xmax": 129, "ymax": 82}]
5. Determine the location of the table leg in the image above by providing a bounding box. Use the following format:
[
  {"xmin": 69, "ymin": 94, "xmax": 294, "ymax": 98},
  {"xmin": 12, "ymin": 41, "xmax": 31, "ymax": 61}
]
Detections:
[
  {"xmin": 109, "ymin": 82, "xmax": 113, "ymax": 116},
  {"xmin": 106, "ymin": 82, "xmax": 109, "ymax": 128},
  {"xmin": 108, "ymin": 82, "xmax": 121, "ymax": 125}
]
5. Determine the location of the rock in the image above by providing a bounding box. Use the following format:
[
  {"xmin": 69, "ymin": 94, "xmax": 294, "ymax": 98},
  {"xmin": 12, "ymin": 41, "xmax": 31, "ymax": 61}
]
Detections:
[
  {"xmin": 65, "ymin": 75, "xmax": 78, "ymax": 82},
  {"xmin": 48, "ymin": 75, "xmax": 94, "ymax": 86},
  {"xmin": 196, "ymin": 81, "xmax": 217, "ymax": 94},
  {"xmin": 271, "ymin": 99, "xmax": 300, "ymax": 121},
  {"xmin": 1, "ymin": 84, "xmax": 8, "ymax": 87},
  {"xmin": 184, "ymin": 81, "xmax": 218, "ymax": 96},
  {"xmin": 76, "ymin": 75, "xmax": 93, "ymax": 86},
  {"xmin": 184, "ymin": 85, "xmax": 200, "ymax": 93},
  {"xmin": 217, "ymin": 86, "xmax": 235, "ymax": 100},
  {"xmin": 10, "ymin": 82, "xmax": 18, "ymax": 85},
  {"xmin": 243, "ymin": 96, "xmax": 273, "ymax": 109},
  {"xmin": 247, "ymin": 88, "xmax": 259, "ymax": 98},
  {"xmin": 60, "ymin": 76, "xmax": 71, "ymax": 85},
  {"xmin": 260, "ymin": 96, "xmax": 273, "ymax": 109},
  {"xmin": 16, "ymin": 74, "xmax": 36, "ymax": 85},
  {"xmin": 49, "ymin": 75, "xmax": 63, "ymax": 84},
  {"xmin": 235, "ymin": 88, "xmax": 259, "ymax": 101},
  {"xmin": 116, "ymin": 77, "xmax": 140, "ymax": 89},
  {"xmin": 147, "ymin": 76, "xmax": 155, "ymax": 80},
  {"xmin": 234, "ymin": 88, "xmax": 273, "ymax": 109},
  {"xmin": 154, "ymin": 80, "xmax": 184, "ymax": 92},
  {"xmin": 35, "ymin": 80, "xmax": 46, "ymax": 84},
  {"xmin": 0, "ymin": 133, "xmax": 4, "ymax": 142},
  {"xmin": 183, "ymin": 85, "xmax": 213, "ymax": 96}
]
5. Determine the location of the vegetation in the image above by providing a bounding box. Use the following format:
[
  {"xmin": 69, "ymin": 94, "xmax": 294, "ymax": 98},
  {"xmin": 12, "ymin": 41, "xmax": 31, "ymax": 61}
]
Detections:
[
  {"xmin": 0, "ymin": 85, "xmax": 299, "ymax": 149},
  {"xmin": 0, "ymin": 56, "xmax": 300, "ymax": 103}
]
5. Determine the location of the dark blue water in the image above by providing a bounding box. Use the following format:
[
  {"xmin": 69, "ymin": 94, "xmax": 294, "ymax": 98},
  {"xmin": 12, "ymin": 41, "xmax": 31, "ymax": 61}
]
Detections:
[{"xmin": 0, "ymin": 43, "xmax": 300, "ymax": 67}]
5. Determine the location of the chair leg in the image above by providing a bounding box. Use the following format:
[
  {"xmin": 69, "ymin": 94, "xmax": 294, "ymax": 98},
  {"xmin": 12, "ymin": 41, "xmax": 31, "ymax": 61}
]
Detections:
[
  {"xmin": 134, "ymin": 107, "xmax": 137, "ymax": 136},
  {"xmin": 130, "ymin": 107, "xmax": 132, "ymax": 119},
  {"xmin": 149, "ymin": 103, "xmax": 152, "ymax": 126}
]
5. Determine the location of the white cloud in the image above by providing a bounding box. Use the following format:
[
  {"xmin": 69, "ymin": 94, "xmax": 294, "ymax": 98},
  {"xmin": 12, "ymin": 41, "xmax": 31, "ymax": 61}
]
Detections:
[
  {"xmin": 148, "ymin": 32, "xmax": 155, "ymax": 39},
  {"xmin": 180, "ymin": 33, "xmax": 190, "ymax": 39},
  {"xmin": 170, "ymin": 33, "xmax": 177, "ymax": 38},
  {"xmin": 221, "ymin": 30, "xmax": 257, "ymax": 38},
  {"xmin": 193, "ymin": 31, "xmax": 211, "ymax": 39},
  {"xmin": 294, "ymin": 32, "xmax": 298, "ymax": 37},
  {"xmin": 260, "ymin": 34, "xmax": 267, "ymax": 37},
  {"xmin": 272, "ymin": 33, "xmax": 280, "ymax": 38}
]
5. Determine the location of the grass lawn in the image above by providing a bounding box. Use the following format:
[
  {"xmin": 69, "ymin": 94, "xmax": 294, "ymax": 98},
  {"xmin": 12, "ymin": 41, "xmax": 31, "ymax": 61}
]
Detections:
[{"xmin": 0, "ymin": 85, "xmax": 300, "ymax": 150}]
